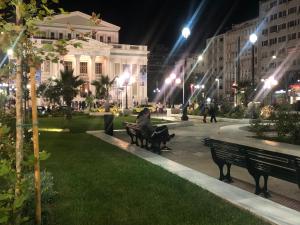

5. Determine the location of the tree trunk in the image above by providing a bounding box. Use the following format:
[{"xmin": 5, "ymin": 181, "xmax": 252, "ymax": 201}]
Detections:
[
  {"xmin": 14, "ymin": 1, "xmax": 24, "ymax": 223},
  {"xmin": 29, "ymin": 66, "xmax": 42, "ymax": 225},
  {"xmin": 15, "ymin": 57, "xmax": 23, "ymax": 197},
  {"xmin": 66, "ymin": 100, "xmax": 72, "ymax": 120}
]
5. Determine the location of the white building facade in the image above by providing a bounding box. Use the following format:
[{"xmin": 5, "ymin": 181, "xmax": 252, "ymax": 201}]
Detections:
[{"xmin": 34, "ymin": 11, "xmax": 148, "ymax": 107}]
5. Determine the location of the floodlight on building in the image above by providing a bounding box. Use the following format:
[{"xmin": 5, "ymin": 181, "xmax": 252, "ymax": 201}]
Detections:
[
  {"xmin": 175, "ymin": 78, "xmax": 181, "ymax": 85},
  {"xmin": 272, "ymin": 55, "xmax": 277, "ymax": 60},
  {"xmin": 170, "ymin": 73, "xmax": 176, "ymax": 80},
  {"xmin": 165, "ymin": 77, "xmax": 171, "ymax": 85}
]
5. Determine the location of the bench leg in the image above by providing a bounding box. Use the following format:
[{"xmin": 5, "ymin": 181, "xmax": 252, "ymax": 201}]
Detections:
[
  {"xmin": 263, "ymin": 175, "xmax": 271, "ymax": 198},
  {"xmin": 253, "ymin": 174, "xmax": 271, "ymax": 198},
  {"xmin": 135, "ymin": 136, "xmax": 139, "ymax": 146},
  {"xmin": 129, "ymin": 134, "xmax": 135, "ymax": 144},
  {"xmin": 218, "ymin": 163, "xmax": 233, "ymax": 183},
  {"xmin": 225, "ymin": 163, "xmax": 233, "ymax": 183}
]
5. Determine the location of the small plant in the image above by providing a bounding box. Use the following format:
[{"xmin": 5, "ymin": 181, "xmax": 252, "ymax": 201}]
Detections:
[
  {"xmin": 260, "ymin": 105, "xmax": 274, "ymax": 120},
  {"xmin": 24, "ymin": 170, "xmax": 57, "ymax": 224}
]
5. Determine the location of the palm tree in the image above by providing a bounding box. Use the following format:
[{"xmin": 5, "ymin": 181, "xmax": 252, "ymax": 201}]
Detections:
[
  {"xmin": 92, "ymin": 75, "xmax": 116, "ymax": 100},
  {"xmin": 56, "ymin": 69, "xmax": 84, "ymax": 119}
]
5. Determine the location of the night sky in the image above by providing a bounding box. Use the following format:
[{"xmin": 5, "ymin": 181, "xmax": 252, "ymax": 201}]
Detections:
[{"xmin": 57, "ymin": 0, "xmax": 259, "ymax": 51}]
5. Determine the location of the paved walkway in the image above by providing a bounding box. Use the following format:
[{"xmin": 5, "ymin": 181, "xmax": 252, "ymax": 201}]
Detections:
[
  {"xmin": 88, "ymin": 129, "xmax": 300, "ymax": 225},
  {"xmin": 114, "ymin": 120, "xmax": 300, "ymax": 210}
]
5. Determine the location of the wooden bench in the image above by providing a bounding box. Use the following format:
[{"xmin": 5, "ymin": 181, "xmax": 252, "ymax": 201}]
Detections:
[
  {"xmin": 124, "ymin": 122, "xmax": 172, "ymax": 154},
  {"xmin": 207, "ymin": 138, "xmax": 300, "ymax": 197}
]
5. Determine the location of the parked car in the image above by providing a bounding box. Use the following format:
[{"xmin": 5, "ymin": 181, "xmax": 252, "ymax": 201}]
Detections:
[{"xmin": 133, "ymin": 104, "xmax": 156, "ymax": 113}]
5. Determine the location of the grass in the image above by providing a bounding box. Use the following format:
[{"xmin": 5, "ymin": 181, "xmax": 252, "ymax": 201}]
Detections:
[
  {"xmin": 41, "ymin": 132, "xmax": 269, "ymax": 225},
  {"xmin": 38, "ymin": 115, "xmax": 166, "ymax": 133}
]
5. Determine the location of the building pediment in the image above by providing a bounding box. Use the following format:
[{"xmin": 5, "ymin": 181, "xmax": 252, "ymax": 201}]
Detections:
[{"xmin": 42, "ymin": 11, "xmax": 120, "ymax": 31}]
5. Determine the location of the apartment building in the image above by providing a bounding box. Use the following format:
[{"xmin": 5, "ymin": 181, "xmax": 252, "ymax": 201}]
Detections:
[
  {"xmin": 259, "ymin": 0, "xmax": 300, "ymax": 95},
  {"xmin": 224, "ymin": 19, "xmax": 259, "ymax": 98},
  {"xmin": 204, "ymin": 34, "xmax": 225, "ymax": 97}
]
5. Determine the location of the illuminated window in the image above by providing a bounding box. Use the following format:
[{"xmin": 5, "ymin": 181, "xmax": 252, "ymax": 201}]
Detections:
[
  {"xmin": 80, "ymin": 62, "xmax": 88, "ymax": 74},
  {"xmin": 95, "ymin": 63, "xmax": 102, "ymax": 74}
]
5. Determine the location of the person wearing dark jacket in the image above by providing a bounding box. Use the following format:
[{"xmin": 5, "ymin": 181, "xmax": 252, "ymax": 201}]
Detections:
[
  {"xmin": 209, "ymin": 104, "xmax": 217, "ymax": 123},
  {"xmin": 136, "ymin": 108, "xmax": 175, "ymax": 150}
]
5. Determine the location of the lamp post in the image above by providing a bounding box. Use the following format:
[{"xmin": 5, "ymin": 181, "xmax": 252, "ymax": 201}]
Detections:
[
  {"xmin": 165, "ymin": 74, "xmax": 181, "ymax": 108},
  {"xmin": 249, "ymin": 33, "xmax": 258, "ymax": 93},
  {"xmin": 262, "ymin": 76, "xmax": 278, "ymax": 104},
  {"xmin": 181, "ymin": 26, "xmax": 191, "ymax": 121},
  {"xmin": 215, "ymin": 78, "xmax": 220, "ymax": 102}
]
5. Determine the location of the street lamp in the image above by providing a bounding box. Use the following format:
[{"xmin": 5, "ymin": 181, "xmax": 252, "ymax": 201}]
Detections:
[
  {"xmin": 181, "ymin": 26, "xmax": 191, "ymax": 121},
  {"xmin": 262, "ymin": 76, "xmax": 278, "ymax": 104},
  {"xmin": 120, "ymin": 71, "xmax": 130, "ymax": 109},
  {"xmin": 215, "ymin": 78, "xmax": 220, "ymax": 102},
  {"xmin": 198, "ymin": 54, "xmax": 203, "ymax": 62},
  {"xmin": 165, "ymin": 74, "xmax": 181, "ymax": 108},
  {"xmin": 7, "ymin": 48, "xmax": 13, "ymax": 57},
  {"xmin": 249, "ymin": 33, "xmax": 257, "ymax": 92},
  {"xmin": 182, "ymin": 27, "xmax": 191, "ymax": 39}
]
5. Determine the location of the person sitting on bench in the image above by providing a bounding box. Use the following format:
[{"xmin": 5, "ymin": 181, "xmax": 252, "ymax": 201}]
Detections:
[{"xmin": 136, "ymin": 108, "xmax": 175, "ymax": 150}]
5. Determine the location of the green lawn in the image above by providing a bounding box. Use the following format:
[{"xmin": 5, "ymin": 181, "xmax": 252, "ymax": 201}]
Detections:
[
  {"xmin": 38, "ymin": 115, "xmax": 165, "ymax": 133},
  {"xmin": 40, "ymin": 128, "xmax": 269, "ymax": 224}
]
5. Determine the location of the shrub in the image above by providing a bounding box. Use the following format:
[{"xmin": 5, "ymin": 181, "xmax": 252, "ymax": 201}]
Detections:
[
  {"xmin": 250, "ymin": 118, "xmax": 269, "ymax": 137},
  {"xmin": 275, "ymin": 111, "xmax": 295, "ymax": 137},
  {"xmin": 24, "ymin": 170, "xmax": 57, "ymax": 224}
]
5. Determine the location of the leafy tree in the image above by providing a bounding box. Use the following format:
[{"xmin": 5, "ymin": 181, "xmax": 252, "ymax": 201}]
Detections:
[
  {"xmin": 92, "ymin": 75, "xmax": 116, "ymax": 100},
  {"xmin": 85, "ymin": 94, "xmax": 95, "ymax": 111},
  {"xmin": 37, "ymin": 79, "xmax": 61, "ymax": 106},
  {"xmin": 56, "ymin": 70, "xmax": 84, "ymax": 119},
  {"xmin": 0, "ymin": 1, "xmax": 99, "ymax": 223}
]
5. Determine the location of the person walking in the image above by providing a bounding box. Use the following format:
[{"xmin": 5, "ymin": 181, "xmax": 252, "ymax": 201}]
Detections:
[
  {"xmin": 209, "ymin": 103, "xmax": 217, "ymax": 123},
  {"xmin": 200, "ymin": 103, "xmax": 208, "ymax": 123}
]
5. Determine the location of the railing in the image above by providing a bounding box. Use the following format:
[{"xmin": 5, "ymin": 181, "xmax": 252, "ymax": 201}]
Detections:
[{"xmin": 111, "ymin": 44, "xmax": 147, "ymax": 51}]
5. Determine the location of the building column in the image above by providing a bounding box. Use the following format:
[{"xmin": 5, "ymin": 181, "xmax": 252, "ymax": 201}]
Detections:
[
  {"xmin": 90, "ymin": 55, "xmax": 96, "ymax": 95},
  {"xmin": 75, "ymin": 55, "xmax": 81, "ymax": 76}
]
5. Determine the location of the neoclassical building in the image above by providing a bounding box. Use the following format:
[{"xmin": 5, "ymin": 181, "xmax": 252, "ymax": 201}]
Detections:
[{"xmin": 34, "ymin": 11, "xmax": 148, "ymax": 107}]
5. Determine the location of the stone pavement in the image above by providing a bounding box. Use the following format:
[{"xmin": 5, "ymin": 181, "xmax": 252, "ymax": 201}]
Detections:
[
  {"xmin": 88, "ymin": 129, "xmax": 300, "ymax": 225},
  {"xmin": 114, "ymin": 120, "xmax": 300, "ymax": 211}
]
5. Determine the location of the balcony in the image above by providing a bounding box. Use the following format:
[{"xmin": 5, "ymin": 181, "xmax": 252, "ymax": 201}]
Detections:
[{"xmin": 111, "ymin": 44, "xmax": 147, "ymax": 51}]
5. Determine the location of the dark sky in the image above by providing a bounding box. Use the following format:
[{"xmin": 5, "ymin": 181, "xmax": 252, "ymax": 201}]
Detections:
[{"xmin": 57, "ymin": 0, "xmax": 259, "ymax": 51}]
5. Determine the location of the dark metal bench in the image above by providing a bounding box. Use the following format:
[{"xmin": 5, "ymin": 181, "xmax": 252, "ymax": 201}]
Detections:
[
  {"xmin": 207, "ymin": 138, "xmax": 300, "ymax": 197},
  {"xmin": 124, "ymin": 122, "xmax": 172, "ymax": 154}
]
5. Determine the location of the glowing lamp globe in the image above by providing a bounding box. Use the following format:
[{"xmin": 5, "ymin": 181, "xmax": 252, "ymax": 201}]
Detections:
[
  {"xmin": 182, "ymin": 27, "xmax": 191, "ymax": 39},
  {"xmin": 249, "ymin": 33, "xmax": 258, "ymax": 44},
  {"xmin": 175, "ymin": 78, "xmax": 181, "ymax": 84}
]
